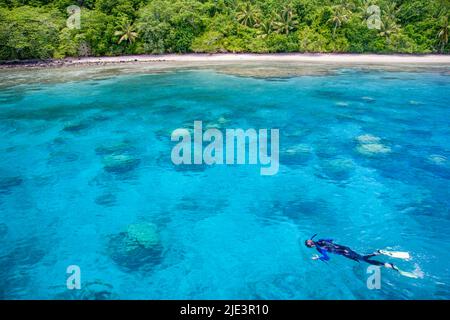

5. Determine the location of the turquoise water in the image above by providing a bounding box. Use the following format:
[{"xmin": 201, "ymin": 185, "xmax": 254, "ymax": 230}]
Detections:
[{"xmin": 0, "ymin": 64, "xmax": 449, "ymax": 299}]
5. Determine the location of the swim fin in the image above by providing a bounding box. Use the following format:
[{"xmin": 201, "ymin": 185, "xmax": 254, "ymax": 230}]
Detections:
[
  {"xmin": 378, "ymin": 250, "xmax": 411, "ymax": 260},
  {"xmin": 397, "ymin": 264, "xmax": 424, "ymax": 279}
]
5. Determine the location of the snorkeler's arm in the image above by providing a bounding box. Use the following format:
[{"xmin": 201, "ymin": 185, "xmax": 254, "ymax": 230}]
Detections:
[{"xmin": 315, "ymin": 247, "xmax": 330, "ymax": 261}]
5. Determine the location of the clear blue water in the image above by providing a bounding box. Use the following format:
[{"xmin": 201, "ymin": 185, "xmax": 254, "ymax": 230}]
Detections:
[{"xmin": 0, "ymin": 64, "xmax": 449, "ymax": 299}]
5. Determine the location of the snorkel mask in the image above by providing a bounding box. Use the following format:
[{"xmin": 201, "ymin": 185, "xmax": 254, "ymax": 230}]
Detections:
[{"xmin": 305, "ymin": 234, "xmax": 317, "ymax": 248}]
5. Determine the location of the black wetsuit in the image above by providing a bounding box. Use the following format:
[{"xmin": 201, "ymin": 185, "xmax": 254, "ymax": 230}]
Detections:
[{"xmin": 314, "ymin": 239, "xmax": 385, "ymax": 266}]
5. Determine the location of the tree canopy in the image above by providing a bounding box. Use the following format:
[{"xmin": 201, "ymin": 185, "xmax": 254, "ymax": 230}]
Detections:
[{"xmin": 0, "ymin": 0, "xmax": 449, "ymax": 60}]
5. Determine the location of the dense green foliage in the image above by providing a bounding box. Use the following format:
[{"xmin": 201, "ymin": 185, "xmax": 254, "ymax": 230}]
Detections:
[{"xmin": 0, "ymin": 0, "xmax": 449, "ymax": 60}]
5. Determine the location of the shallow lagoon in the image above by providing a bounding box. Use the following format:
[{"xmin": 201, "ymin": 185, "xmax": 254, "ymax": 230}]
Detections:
[{"xmin": 0, "ymin": 63, "xmax": 449, "ymax": 299}]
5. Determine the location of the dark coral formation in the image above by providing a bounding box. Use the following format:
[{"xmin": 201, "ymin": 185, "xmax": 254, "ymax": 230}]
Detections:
[
  {"xmin": 0, "ymin": 176, "xmax": 23, "ymax": 194},
  {"xmin": 107, "ymin": 223, "xmax": 163, "ymax": 270}
]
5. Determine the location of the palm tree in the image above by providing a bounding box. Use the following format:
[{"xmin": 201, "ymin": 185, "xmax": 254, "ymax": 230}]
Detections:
[
  {"xmin": 437, "ymin": 16, "xmax": 449, "ymax": 53},
  {"xmin": 328, "ymin": 5, "xmax": 351, "ymax": 37},
  {"xmin": 379, "ymin": 17, "xmax": 400, "ymax": 43},
  {"xmin": 337, "ymin": 0, "xmax": 356, "ymax": 12},
  {"xmin": 114, "ymin": 23, "xmax": 138, "ymax": 45},
  {"xmin": 384, "ymin": 2, "xmax": 399, "ymax": 22},
  {"xmin": 274, "ymin": 6, "xmax": 298, "ymax": 35},
  {"xmin": 236, "ymin": 2, "xmax": 260, "ymax": 28},
  {"xmin": 256, "ymin": 19, "xmax": 274, "ymax": 38}
]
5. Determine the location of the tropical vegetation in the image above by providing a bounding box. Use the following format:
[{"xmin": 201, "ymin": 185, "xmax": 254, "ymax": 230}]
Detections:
[{"xmin": 0, "ymin": 0, "xmax": 449, "ymax": 60}]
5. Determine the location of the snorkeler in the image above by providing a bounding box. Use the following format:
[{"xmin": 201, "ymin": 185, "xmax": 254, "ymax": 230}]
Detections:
[{"xmin": 304, "ymin": 234, "xmax": 420, "ymax": 278}]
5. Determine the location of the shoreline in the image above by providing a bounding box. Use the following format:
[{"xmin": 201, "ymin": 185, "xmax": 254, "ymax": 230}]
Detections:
[{"xmin": 2, "ymin": 53, "xmax": 450, "ymax": 69}]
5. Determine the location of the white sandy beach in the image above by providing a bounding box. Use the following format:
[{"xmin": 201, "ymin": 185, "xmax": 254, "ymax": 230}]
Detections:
[
  {"xmin": 67, "ymin": 53, "xmax": 450, "ymax": 65},
  {"xmin": 2, "ymin": 53, "xmax": 450, "ymax": 70}
]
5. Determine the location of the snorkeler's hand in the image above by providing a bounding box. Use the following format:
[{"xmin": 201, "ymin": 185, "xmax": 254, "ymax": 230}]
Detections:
[{"xmin": 312, "ymin": 254, "xmax": 320, "ymax": 260}]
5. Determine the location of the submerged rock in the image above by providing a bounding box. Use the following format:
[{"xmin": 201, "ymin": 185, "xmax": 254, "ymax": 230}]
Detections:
[
  {"xmin": 355, "ymin": 134, "xmax": 391, "ymax": 156},
  {"xmin": 282, "ymin": 144, "xmax": 313, "ymax": 165},
  {"xmin": 204, "ymin": 116, "xmax": 231, "ymax": 130},
  {"xmin": 0, "ymin": 176, "xmax": 23, "ymax": 194},
  {"xmin": 356, "ymin": 143, "xmax": 391, "ymax": 155},
  {"xmin": 217, "ymin": 116, "xmax": 229, "ymax": 125},
  {"xmin": 283, "ymin": 144, "xmax": 313, "ymax": 155},
  {"xmin": 95, "ymin": 193, "xmax": 117, "ymax": 207},
  {"xmin": 62, "ymin": 120, "xmax": 90, "ymax": 133},
  {"xmin": 421, "ymin": 154, "xmax": 450, "ymax": 179},
  {"xmin": 53, "ymin": 280, "xmax": 117, "ymax": 300},
  {"xmin": 428, "ymin": 154, "xmax": 447, "ymax": 166},
  {"xmin": 126, "ymin": 223, "xmax": 160, "ymax": 249},
  {"xmin": 315, "ymin": 144, "xmax": 342, "ymax": 160},
  {"xmin": 102, "ymin": 154, "xmax": 140, "ymax": 174},
  {"xmin": 51, "ymin": 137, "xmax": 66, "ymax": 145},
  {"xmin": 96, "ymin": 141, "xmax": 140, "ymax": 175},
  {"xmin": 361, "ymin": 96, "xmax": 376, "ymax": 103},
  {"xmin": 316, "ymin": 158, "xmax": 355, "ymax": 182},
  {"xmin": 89, "ymin": 114, "xmax": 111, "ymax": 123},
  {"xmin": 356, "ymin": 134, "xmax": 381, "ymax": 144},
  {"xmin": 107, "ymin": 223, "xmax": 163, "ymax": 270}
]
